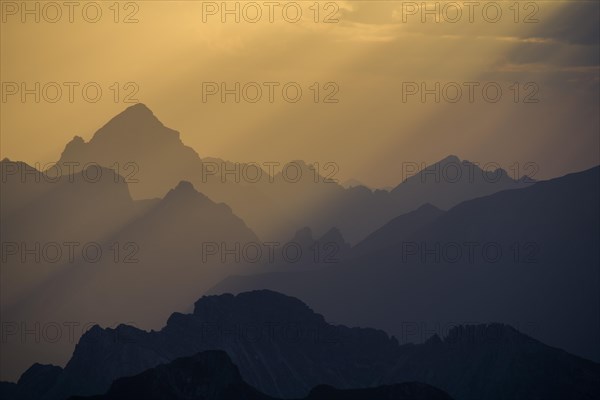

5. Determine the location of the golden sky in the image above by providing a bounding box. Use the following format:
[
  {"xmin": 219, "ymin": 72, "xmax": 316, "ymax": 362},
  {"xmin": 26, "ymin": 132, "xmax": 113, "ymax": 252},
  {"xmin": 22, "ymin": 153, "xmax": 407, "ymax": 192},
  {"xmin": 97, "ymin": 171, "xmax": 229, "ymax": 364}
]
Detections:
[{"xmin": 1, "ymin": 0, "xmax": 598, "ymax": 187}]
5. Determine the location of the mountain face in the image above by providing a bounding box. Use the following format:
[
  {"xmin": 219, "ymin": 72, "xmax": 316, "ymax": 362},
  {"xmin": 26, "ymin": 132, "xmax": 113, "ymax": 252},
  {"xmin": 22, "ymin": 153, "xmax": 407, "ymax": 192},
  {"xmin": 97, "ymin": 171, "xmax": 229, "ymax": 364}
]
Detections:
[
  {"xmin": 68, "ymin": 351, "xmax": 275, "ymax": 400},
  {"xmin": 1, "ymin": 161, "xmax": 142, "ymax": 380},
  {"xmin": 6, "ymin": 291, "xmax": 599, "ymax": 400},
  {"xmin": 67, "ymin": 351, "xmax": 454, "ymax": 400},
  {"xmin": 35, "ymin": 290, "xmax": 400, "ymax": 400},
  {"xmin": 350, "ymin": 203, "xmax": 444, "ymax": 258},
  {"xmin": 1, "ymin": 159, "xmax": 135, "ymax": 243},
  {"xmin": 0, "ymin": 166, "xmax": 259, "ymax": 382},
  {"xmin": 264, "ymin": 226, "xmax": 351, "ymax": 268},
  {"xmin": 384, "ymin": 324, "xmax": 600, "ymax": 400},
  {"xmin": 4, "ymin": 104, "xmax": 593, "ymax": 400},
  {"xmin": 55, "ymin": 104, "xmax": 530, "ymax": 243},
  {"xmin": 0, "ymin": 364, "xmax": 63, "ymax": 400},
  {"xmin": 58, "ymin": 103, "xmax": 203, "ymax": 200},
  {"xmin": 209, "ymin": 166, "xmax": 600, "ymax": 364},
  {"xmin": 304, "ymin": 383, "xmax": 454, "ymax": 400},
  {"xmin": 390, "ymin": 155, "xmax": 532, "ymax": 211}
]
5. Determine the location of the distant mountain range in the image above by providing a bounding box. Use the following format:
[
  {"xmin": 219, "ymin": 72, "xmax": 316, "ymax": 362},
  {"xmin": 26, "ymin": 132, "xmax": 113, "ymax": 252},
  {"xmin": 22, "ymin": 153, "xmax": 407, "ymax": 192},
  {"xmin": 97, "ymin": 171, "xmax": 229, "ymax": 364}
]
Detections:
[
  {"xmin": 1, "ymin": 290, "xmax": 597, "ymax": 400},
  {"xmin": 0, "ymin": 105, "xmax": 538, "ymax": 381},
  {"xmin": 1, "ymin": 104, "xmax": 597, "ymax": 398},
  {"xmin": 210, "ymin": 166, "xmax": 600, "ymax": 363},
  {"xmin": 0, "ymin": 160, "xmax": 258, "ymax": 381},
  {"xmin": 66, "ymin": 351, "xmax": 454, "ymax": 400},
  {"xmin": 55, "ymin": 104, "xmax": 532, "ymax": 242}
]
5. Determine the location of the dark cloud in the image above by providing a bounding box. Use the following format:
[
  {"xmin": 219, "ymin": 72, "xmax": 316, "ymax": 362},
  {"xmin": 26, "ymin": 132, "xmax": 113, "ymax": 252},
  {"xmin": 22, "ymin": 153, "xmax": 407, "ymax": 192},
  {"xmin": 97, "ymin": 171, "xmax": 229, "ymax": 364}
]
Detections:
[
  {"xmin": 506, "ymin": 41, "xmax": 599, "ymax": 67},
  {"xmin": 529, "ymin": 2, "xmax": 599, "ymax": 45},
  {"xmin": 498, "ymin": 3, "xmax": 599, "ymax": 72}
]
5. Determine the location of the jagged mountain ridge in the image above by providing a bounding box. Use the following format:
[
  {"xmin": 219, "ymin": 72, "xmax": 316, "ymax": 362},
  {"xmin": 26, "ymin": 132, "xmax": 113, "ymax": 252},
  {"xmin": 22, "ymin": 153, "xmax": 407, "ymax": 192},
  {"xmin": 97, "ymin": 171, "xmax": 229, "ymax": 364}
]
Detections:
[
  {"xmin": 209, "ymin": 166, "xmax": 600, "ymax": 364},
  {"xmin": 3, "ymin": 290, "xmax": 598, "ymax": 400},
  {"xmin": 56, "ymin": 104, "xmax": 531, "ymax": 242},
  {"xmin": 65, "ymin": 351, "xmax": 454, "ymax": 400},
  {"xmin": 0, "ymin": 161, "xmax": 261, "ymax": 382}
]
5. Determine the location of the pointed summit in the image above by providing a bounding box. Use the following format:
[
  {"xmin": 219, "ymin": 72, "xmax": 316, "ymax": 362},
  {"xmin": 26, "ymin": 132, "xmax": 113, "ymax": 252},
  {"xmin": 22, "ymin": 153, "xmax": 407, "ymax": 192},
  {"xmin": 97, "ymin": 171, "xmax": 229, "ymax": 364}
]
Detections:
[
  {"xmin": 318, "ymin": 227, "xmax": 346, "ymax": 244},
  {"xmin": 425, "ymin": 333, "xmax": 443, "ymax": 346},
  {"xmin": 122, "ymin": 102, "xmax": 153, "ymax": 115},
  {"xmin": 60, "ymin": 135, "xmax": 87, "ymax": 159},
  {"xmin": 115, "ymin": 102, "xmax": 155, "ymax": 118},
  {"xmin": 109, "ymin": 103, "xmax": 158, "ymax": 126},
  {"xmin": 172, "ymin": 180, "xmax": 197, "ymax": 194},
  {"xmin": 317, "ymin": 227, "xmax": 351, "ymax": 257},
  {"xmin": 56, "ymin": 104, "xmax": 203, "ymax": 199},
  {"xmin": 176, "ymin": 180, "xmax": 194, "ymax": 188},
  {"xmin": 163, "ymin": 181, "xmax": 209, "ymax": 204},
  {"xmin": 90, "ymin": 104, "xmax": 164, "ymax": 143},
  {"xmin": 439, "ymin": 154, "xmax": 461, "ymax": 164},
  {"xmin": 292, "ymin": 227, "xmax": 314, "ymax": 244}
]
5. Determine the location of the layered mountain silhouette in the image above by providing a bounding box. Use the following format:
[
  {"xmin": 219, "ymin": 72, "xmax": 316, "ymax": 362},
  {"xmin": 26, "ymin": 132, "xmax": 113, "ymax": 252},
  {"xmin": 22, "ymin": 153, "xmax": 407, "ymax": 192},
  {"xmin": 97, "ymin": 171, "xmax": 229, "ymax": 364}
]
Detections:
[
  {"xmin": 389, "ymin": 155, "xmax": 533, "ymax": 210},
  {"xmin": 303, "ymin": 383, "xmax": 453, "ymax": 400},
  {"xmin": 1, "ymin": 291, "xmax": 598, "ymax": 400},
  {"xmin": 58, "ymin": 104, "xmax": 203, "ymax": 199},
  {"xmin": 64, "ymin": 351, "xmax": 453, "ymax": 400},
  {"xmin": 211, "ymin": 166, "xmax": 600, "ymax": 363},
  {"xmin": 2, "ymin": 104, "xmax": 597, "ymax": 400},
  {"xmin": 66, "ymin": 351, "xmax": 277, "ymax": 400},
  {"xmin": 1, "ymin": 159, "xmax": 136, "ymax": 243},
  {"xmin": 264, "ymin": 226, "xmax": 351, "ymax": 268},
  {"xmin": 0, "ymin": 161, "xmax": 259, "ymax": 381},
  {"xmin": 351, "ymin": 203, "xmax": 444, "ymax": 257},
  {"xmin": 1, "ymin": 105, "xmax": 537, "ymax": 380},
  {"xmin": 0, "ymin": 364, "xmax": 62, "ymax": 400},
  {"xmin": 56, "ymin": 104, "xmax": 531, "ymax": 242}
]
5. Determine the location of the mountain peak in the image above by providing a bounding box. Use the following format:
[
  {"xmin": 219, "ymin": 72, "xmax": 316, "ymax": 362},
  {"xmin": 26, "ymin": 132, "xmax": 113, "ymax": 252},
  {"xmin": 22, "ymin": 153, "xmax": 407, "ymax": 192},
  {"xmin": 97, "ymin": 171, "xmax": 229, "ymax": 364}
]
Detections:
[
  {"xmin": 292, "ymin": 226, "xmax": 314, "ymax": 243},
  {"xmin": 416, "ymin": 203, "xmax": 439, "ymax": 212},
  {"xmin": 174, "ymin": 180, "xmax": 195, "ymax": 192},
  {"xmin": 318, "ymin": 227, "xmax": 346, "ymax": 244},
  {"xmin": 70, "ymin": 135, "xmax": 85, "ymax": 144},
  {"xmin": 87, "ymin": 103, "xmax": 167, "ymax": 146},
  {"xmin": 109, "ymin": 103, "xmax": 160, "ymax": 126},
  {"xmin": 192, "ymin": 290, "xmax": 325, "ymax": 324},
  {"xmin": 120, "ymin": 102, "xmax": 153, "ymax": 117},
  {"xmin": 439, "ymin": 154, "xmax": 461, "ymax": 164},
  {"xmin": 443, "ymin": 323, "xmax": 529, "ymax": 346},
  {"xmin": 60, "ymin": 135, "xmax": 87, "ymax": 158},
  {"xmin": 162, "ymin": 181, "xmax": 210, "ymax": 204}
]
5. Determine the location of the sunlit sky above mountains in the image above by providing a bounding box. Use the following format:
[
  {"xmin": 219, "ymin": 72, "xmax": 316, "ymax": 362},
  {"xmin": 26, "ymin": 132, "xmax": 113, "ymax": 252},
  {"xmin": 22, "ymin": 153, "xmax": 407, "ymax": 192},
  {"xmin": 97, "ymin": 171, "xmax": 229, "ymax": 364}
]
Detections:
[{"xmin": 1, "ymin": 1, "xmax": 598, "ymax": 187}]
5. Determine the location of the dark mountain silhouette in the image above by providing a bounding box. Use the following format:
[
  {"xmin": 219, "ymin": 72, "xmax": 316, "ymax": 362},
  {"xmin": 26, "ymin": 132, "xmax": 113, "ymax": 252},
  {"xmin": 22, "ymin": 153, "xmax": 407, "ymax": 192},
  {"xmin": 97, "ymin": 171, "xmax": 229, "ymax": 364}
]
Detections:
[
  {"xmin": 351, "ymin": 203, "xmax": 444, "ymax": 257},
  {"xmin": 1, "ymin": 169, "xmax": 259, "ymax": 381},
  {"xmin": 1, "ymin": 159, "xmax": 135, "ymax": 243},
  {"xmin": 3, "ymin": 105, "xmax": 591, "ymax": 398},
  {"xmin": 210, "ymin": 166, "xmax": 600, "ymax": 363},
  {"xmin": 56, "ymin": 104, "xmax": 531, "ymax": 243},
  {"xmin": 5, "ymin": 291, "xmax": 598, "ymax": 400},
  {"xmin": 1, "ymin": 160, "xmax": 145, "ymax": 380},
  {"xmin": 267, "ymin": 226, "xmax": 351, "ymax": 267},
  {"xmin": 66, "ymin": 351, "xmax": 454, "ymax": 400},
  {"xmin": 340, "ymin": 178, "xmax": 370, "ymax": 189},
  {"xmin": 383, "ymin": 324, "xmax": 600, "ymax": 400},
  {"xmin": 58, "ymin": 103, "xmax": 204, "ymax": 200},
  {"xmin": 109, "ymin": 179, "xmax": 258, "ymax": 267},
  {"xmin": 303, "ymin": 383, "xmax": 453, "ymax": 400},
  {"xmin": 56, "ymin": 104, "xmax": 278, "ymax": 237},
  {"xmin": 33, "ymin": 290, "xmax": 400, "ymax": 399},
  {"xmin": 68, "ymin": 351, "xmax": 276, "ymax": 400},
  {"xmin": 390, "ymin": 155, "xmax": 532, "ymax": 211},
  {"xmin": 0, "ymin": 382, "xmax": 18, "ymax": 399},
  {"xmin": 0, "ymin": 364, "xmax": 62, "ymax": 400}
]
